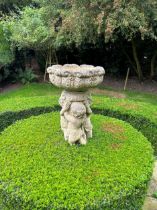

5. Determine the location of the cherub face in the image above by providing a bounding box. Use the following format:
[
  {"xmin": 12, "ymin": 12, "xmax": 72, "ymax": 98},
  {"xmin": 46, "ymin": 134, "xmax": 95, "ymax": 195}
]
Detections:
[{"xmin": 70, "ymin": 102, "xmax": 86, "ymax": 119}]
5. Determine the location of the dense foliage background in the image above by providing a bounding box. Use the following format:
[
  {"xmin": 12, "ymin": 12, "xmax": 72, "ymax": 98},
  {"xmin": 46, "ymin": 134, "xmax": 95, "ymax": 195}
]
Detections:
[{"xmin": 0, "ymin": 0, "xmax": 157, "ymax": 83}]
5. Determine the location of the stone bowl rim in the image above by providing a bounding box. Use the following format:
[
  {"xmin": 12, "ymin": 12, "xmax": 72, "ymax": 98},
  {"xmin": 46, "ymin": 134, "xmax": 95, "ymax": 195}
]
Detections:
[{"xmin": 47, "ymin": 64, "xmax": 105, "ymax": 77}]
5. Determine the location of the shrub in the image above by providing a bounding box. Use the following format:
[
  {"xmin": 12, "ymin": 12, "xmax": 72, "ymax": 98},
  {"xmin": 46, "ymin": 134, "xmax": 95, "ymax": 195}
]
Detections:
[
  {"xmin": 92, "ymin": 97, "xmax": 157, "ymax": 155},
  {"xmin": 0, "ymin": 96, "xmax": 58, "ymax": 112},
  {"xmin": 1, "ymin": 95, "xmax": 157, "ymax": 156},
  {"xmin": 13, "ymin": 68, "xmax": 38, "ymax": 84},
  {"xmin": 0, "ymin": 106, "xmax": 58, "ymax": 133},
  {"xmin": 0, "ymin": 88, "xmax": 156, "ymax": 209},
  {"xmin": 0, "ymin": 113, "xmax": 153, "ymax": 210}
]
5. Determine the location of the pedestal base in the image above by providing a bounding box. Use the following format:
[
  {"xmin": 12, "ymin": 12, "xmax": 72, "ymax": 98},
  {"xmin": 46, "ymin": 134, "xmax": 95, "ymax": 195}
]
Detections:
[{"xmin": 59, "ymin": 90, "xmax": 93, "ymax": 145}]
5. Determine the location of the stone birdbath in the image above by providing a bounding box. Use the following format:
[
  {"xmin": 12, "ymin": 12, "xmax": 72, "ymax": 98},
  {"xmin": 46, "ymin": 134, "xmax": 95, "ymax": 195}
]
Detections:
[{"xmin": 47, "ymin": 64, "xmax": 105, "ymax": 145}]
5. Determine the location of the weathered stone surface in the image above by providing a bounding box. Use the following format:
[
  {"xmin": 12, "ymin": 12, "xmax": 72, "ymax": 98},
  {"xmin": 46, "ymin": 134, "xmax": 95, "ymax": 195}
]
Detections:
[
  {"xmin": 143, "ymin": 197, "xmax": 157, "ymax": 210},
  {"xmin": 47, "ymin": 64, "xmax": 105, "ymax": 145},
  {"xmin": 143, "ymin": 161, "xmax": 157, "ymax": 210},
  {"xmin": 59, "ymin": 91, "xmax": 92, "ymax": 145},
  {"xmin": 47, "ymin": 64, "xmax": 105, "ymax": 91}
]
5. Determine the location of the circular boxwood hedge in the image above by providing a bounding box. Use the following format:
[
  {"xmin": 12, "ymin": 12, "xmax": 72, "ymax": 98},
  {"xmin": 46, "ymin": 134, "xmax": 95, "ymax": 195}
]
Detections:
[
  {"xmin": 0, "ymin": 112, "xmax": 153, "ymax": 210},
  {"xmin": 1, "ymin": 94, "xmax": 157, "ymax": 156}
]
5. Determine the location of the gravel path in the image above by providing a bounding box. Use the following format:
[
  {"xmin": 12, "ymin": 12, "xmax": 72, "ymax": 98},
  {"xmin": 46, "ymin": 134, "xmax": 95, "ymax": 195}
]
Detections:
[{"xmin": 0, "ymin": 83, "xmax": 22, "ymax": 94}]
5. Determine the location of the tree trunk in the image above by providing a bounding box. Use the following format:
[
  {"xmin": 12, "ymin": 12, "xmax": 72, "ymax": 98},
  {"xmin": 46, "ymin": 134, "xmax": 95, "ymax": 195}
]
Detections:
[
  {"xmin": 131, "ymin": 39, "xmax": 143, "ymax": 81},
  {"xmin": 122, "ymin": 47, "xmax": 137, "ymax": 73},
  {"xmin": 44, "ymin": 47, "xmax": 58, "ymax": 81},
  {"xmin": 150, "ymin": 51, "xmax": 157, "ymax": 80},
  {"xmin": 0, "ymin": 65, "xmax": 4, "ymax": 70}
]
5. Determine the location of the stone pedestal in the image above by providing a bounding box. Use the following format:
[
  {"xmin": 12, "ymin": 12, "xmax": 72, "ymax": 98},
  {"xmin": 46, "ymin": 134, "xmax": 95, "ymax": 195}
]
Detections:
[
  {"xmin": 59, "ymin": 90, "xmax": 92, "ymax": 145},
  {"xmin": 47, "ymin": 64, "xmax": 105, "ymax": 145}
]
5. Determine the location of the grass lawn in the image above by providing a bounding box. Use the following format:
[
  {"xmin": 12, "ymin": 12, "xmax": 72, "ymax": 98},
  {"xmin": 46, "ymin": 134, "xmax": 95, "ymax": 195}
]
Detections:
[
  {"xmin": 1, "ymin": 82, "xmax": 157, "ymax": 106},
  {"xmin": 0, "ymin": 83, "xmax": 60, "ymax": 101},
  {"xmin": 99, "ymin": 84, "xmax": 157, "ymax": 105}
]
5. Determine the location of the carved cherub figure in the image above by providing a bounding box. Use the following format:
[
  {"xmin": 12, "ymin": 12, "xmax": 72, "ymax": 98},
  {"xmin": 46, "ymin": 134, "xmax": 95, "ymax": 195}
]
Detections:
[{"xmin": 60, "ymin": 101, "xmax": 92, "ymax": 145}]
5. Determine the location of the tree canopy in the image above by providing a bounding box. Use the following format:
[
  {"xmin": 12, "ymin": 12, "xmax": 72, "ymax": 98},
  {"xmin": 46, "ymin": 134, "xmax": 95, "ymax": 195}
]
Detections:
[
  {"xmin": 1, "ymin": 0, "xmax": 157, "ymax": 81},
  {"xmin": 0, "ymin": 21, "xmax": 14, "ymax": 66}
]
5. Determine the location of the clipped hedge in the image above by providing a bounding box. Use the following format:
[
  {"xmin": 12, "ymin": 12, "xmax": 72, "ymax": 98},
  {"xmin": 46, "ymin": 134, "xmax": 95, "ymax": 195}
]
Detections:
[
  {"xmin": 0, "ymin": 96, "xmax": 58, "ymax": 113},
  {"xmin": 92, "ymin": 97, "xmax": 157, "ymax": 155},
  {"xmin": 1, "ymin": 97, "xmax": 157, "ymax": 156},
  {"xmin": 0, "ymin": 113, "xmax": 153, "ymax": 210},
  {"xmin": 93, "ymin": 108, "xmax": 157, "ymax": 155},
  {"xmin": 92, "ymin": 97, "xmax": 157, "ymax": 122},
  {"xmin": 1, "ymin": 105, "xmax": 157, "ymax": 153},
  {"xmin": 0, "ymin": 106, "xmax": 59, "ymax": 133}
]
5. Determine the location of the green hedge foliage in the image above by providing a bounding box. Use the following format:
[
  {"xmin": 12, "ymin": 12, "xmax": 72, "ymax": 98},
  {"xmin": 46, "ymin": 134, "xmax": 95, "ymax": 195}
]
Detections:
[
  {"xmin": 94, "ymin": 108, "xmax": 157, "ymax": 156},
  {"xmin": 92, "ymin": 97, "xmax": 157, "ymax": 155},
  {"xmin": 0, "ymin": 106, "xmax": 59, "ymax": 133},
  {"xmin": 0, "ymin": 96, "xmax": 58, "ymax": 112},
  {"xmin": 0, "ymin": 92, "xmax": 156, "ymax": 209},
  {"xmin": 0, "ymin": 113, "xmax": 153, "ymax": 210},
  {"xmin": 1, "ymin": 95, "xmax": 157, "ymax": 155}
]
